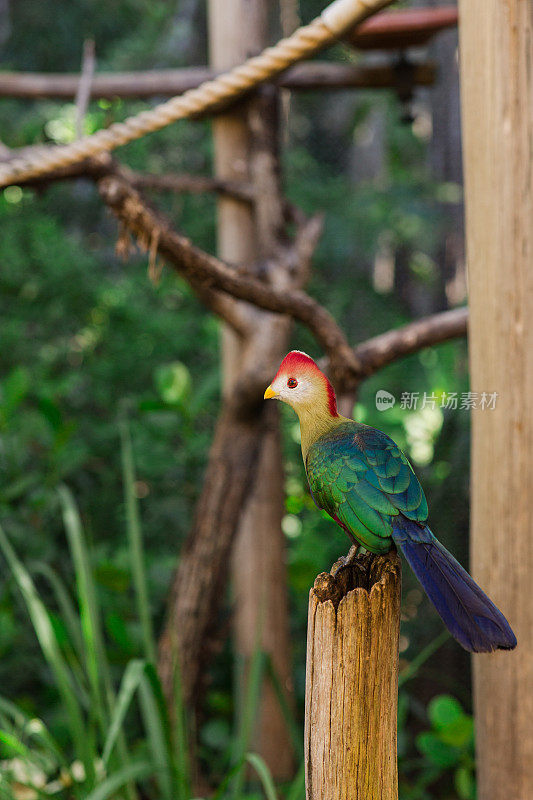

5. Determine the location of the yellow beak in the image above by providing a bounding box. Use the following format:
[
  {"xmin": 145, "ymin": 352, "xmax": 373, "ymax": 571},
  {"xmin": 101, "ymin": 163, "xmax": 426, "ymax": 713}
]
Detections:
[{"xmin": 264, "ymin": 385, "xmax": 277, "ymax": 400}]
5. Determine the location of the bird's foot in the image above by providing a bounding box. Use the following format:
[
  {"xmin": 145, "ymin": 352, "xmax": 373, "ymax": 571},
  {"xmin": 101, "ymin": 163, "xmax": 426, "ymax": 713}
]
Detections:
[{"xmin": 331, "ymin": 545, "xmax": 366, "ymax": 577}]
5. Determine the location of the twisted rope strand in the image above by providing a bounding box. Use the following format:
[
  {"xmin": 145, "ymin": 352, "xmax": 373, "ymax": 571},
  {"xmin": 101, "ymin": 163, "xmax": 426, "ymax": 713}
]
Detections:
[{"xmin": 0, "ymin": 0, "xmax": 390, "ymax": 187}]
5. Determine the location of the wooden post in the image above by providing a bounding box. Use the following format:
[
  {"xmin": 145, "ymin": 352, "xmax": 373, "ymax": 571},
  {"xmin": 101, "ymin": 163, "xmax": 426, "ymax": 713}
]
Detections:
[
  {"xmin": 208, "ymin": 0, "xmax": 295, "ymax": 780},
  {"xmin": 458, "ymin": 2, "xmax": 533, "ymax": 798},
  {"xmin": 305, "ymin": 550, "xmax": 401, "ymax": 800}
]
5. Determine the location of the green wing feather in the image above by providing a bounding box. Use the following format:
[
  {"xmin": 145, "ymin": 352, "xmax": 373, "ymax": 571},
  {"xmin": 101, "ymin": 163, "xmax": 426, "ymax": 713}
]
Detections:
[{"xmin": 306, "ymin": 421, "xmax": 428, "ymax": 554}]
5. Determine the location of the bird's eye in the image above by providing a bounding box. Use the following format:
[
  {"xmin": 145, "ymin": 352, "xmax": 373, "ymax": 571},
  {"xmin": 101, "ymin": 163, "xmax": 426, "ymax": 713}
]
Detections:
[{"xmin": 287, "ymin": 378, "xmax": 298, "ymax": 388}]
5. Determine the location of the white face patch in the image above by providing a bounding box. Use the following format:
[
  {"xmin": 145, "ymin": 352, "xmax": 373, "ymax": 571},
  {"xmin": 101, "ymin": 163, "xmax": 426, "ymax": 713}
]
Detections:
[{"xmin": 271, "ymin": 373, "xmax": 315, "ymax": 409}]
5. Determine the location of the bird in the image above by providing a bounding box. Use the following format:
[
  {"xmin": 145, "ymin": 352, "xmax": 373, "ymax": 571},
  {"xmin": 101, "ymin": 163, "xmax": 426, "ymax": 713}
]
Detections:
[{"xmin": 264, "ymin": 350, "xmax": 516, "ymax": 653}]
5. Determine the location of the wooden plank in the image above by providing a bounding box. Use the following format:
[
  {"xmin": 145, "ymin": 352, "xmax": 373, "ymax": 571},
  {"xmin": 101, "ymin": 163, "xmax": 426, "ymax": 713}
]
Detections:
[
  {"xmin": 208, "ymin": 0, "xmax": 295, "ymax": 781},
  {"xmin": 347, "ymin": 6, "xmax": 458, "ymax": 50},
  {"xmin": 458, "ymin": 0, "xmax": 533, "ymax": 797},
  {"xmin": 0, "ymin": 62, "xmax": 436, "ymax": 99}
]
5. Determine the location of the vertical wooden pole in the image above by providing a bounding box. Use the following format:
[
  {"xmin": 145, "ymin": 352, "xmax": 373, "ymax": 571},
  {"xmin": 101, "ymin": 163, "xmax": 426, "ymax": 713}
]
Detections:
[
  {"xmin": 458, "ymin": 2, "xmax": 533, "ymax": 798},
  {"xmin": 208, "ymin": 0, "xmax": 295, "ymax": 780},
  {"xmin": 305, "ymin": 551, "xmax": 401, "ymax": 800}
]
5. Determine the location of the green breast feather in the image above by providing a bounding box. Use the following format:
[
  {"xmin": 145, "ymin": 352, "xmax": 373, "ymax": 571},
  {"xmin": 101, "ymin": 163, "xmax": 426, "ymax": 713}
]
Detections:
[{"xmin": 305, "ymin": 421, "xmax": 428, "ymax": 554}]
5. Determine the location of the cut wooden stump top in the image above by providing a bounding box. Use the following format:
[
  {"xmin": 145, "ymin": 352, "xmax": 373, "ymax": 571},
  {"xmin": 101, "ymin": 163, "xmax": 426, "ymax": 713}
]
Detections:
[{"xmin": 311, "ymin": 546, "xmax": 401, "ymax": 610}]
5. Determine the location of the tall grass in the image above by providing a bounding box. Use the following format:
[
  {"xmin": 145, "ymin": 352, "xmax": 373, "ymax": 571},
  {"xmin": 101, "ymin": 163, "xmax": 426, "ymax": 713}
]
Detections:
[{"xmin": 0, "ymin": 422, "xmax": 304, "ymax": 800}]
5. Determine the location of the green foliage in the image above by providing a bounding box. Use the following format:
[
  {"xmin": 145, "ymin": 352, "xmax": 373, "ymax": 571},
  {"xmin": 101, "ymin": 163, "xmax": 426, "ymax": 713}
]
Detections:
[
  {"xmin": 1, "ymin": 1, "xmax": 472, "ymax": 796},
  {"xmin": 0, "ymin": 448, "xmax": 305, "ymax": 800},
  {"xmin": 398, "ymin": 694, "xmax": 476, "ymax": 800},
  {"xmin": 0, "ymin": 180, "xmax": 221, "ymax": 717}
]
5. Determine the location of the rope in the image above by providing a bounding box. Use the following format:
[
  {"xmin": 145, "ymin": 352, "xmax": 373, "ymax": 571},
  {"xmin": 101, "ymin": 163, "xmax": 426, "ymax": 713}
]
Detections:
[{"xmin": 0, "ymin": 0, "xmax": 391, "ymax": 188}]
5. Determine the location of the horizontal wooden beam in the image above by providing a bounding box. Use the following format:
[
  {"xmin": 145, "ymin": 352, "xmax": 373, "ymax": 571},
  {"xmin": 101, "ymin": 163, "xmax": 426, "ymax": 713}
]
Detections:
[
  {"xmin": 0, "ymin": 62, "xmax": 435, "ymax": 101},
  {"xmin": 348, "ymin": 6, "xmax": 458, "ymax": 50}
]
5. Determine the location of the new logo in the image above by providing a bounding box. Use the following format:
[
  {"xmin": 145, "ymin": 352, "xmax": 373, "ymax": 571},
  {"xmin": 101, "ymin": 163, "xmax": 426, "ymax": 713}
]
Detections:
[{"xmin": 375, "ymin": 390, "xmax": 396, "ymax": 411}]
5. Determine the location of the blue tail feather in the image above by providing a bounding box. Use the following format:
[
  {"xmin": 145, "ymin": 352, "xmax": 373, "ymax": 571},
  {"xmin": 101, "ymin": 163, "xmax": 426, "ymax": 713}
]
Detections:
[{"xmin": 392, "ymin": 517, "xmax": 517, "ymax": 653}]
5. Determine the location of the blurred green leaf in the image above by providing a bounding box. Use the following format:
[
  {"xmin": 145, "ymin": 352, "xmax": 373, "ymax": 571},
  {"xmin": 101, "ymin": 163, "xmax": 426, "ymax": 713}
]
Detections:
[
  {"xmin": 155, "ymin": 362, "xmax": 191, "ymax": 406},
  {"xmin": 455, "ymin": 765, "xmax": 476, "ymax": 800},
  {"xmin": 428, "ymin": 695, "xmax": 464, "ymax": 730},
  {"xmin": 439, "ymin": 715, "xmax": 474, "ymax": 748},
  {"xmin": 94, "ymin": 562, "xmax": 131, "ymax": 593},
  {"xmin": 0, "ymin": 610, "xmax": 16, "ymax": 657},
  {"xmin": 1, "ymin": 366, "xmax": 30, "ymax": 419},
  {"xmin": 105, "ymin": 612, "xmax": 134, "ymax": 654},
  {"xmin": 37, "ymin": 395, "xmax": 63, "ymax": 432},
  {"xmin": 416, "ymin": 732, "xmax": 460, "ymax": 768}
]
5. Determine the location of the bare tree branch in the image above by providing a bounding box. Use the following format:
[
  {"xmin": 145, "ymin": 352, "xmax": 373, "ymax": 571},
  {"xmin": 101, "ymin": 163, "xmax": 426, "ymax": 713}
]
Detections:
[
  {"xmin": 0, "ymin": 150, "xmax": 256, "ymax": 203},
  {"xmin": 350, "ymin": 307, "xmax": 468, "ymax": 377},
  {"xmin": 97, "ymin": 174, "xmax": 359, "ymax": 383},
  {"xmin": 317, "ymin": 308, "xmax": 468, "ymax": 402},
  {"xmin": 98, "ymin": 173, "xmax": 469, "ymax": 392},
  {"xmin": 18, "ymin": 156, "xmax": 465, "ymax": 389},
  {"xmin": 6, "ymin": 150, "xmax": 467, "ymax": 387},
  {"xmin": 0, "ymin": 149, "xmax": 310, "ymax": 226},
  {"xmin": 95, "ymin": 167, "xmax": 248, "ymax": 335},
  {"xmin": 124, "ymin": 169, "xmax": 255, "ymax": 203}
]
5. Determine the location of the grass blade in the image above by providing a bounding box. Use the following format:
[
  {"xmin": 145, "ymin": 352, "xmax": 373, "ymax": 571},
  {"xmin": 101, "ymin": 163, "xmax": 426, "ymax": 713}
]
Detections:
[
  {"xmin": 0, "ymin": 729, "xmax": 37, "ymax": 760},
  {"xmin": 230, "ymin": 644, "xmax": 267, "ymax": 799},
  {"xmin": 58, "ymin": 485, "xmax": 109, "ymax": 731},
  {"xmin": 265, "ymin": 655, "xmax": 302, "ymax": 755},
  {"xmin": 28, "ymin": 562, "xmax": 91, "ymax": 706},
  {"xmin": 120, "ymin": 419, "xmax": 156, "ymax": 665},
  {"xmin": 170, "ymin": 654, "xmax": 191, "ymax": 800},
  {"xmin": 29, "ymin": 561, "xmax": 84, "ymax": 658},
  {"xmin": 0, "ymin": 750, "xmax": 56, "ymax": 800},
  {"xmin": 0, "ymin": 696, "xmax": 69, "ymax": 772},
  {"xmin": 137, "ymin": 668, "xmax": 173, "ymax": 800},
  {"xmin": 211, "ymin": 757, "xmax": 246, "ymax": 800},
  {"xmin": 246, "ymin": 753, "xmax": 279, "ymax": 800},
  {"xmin": 84, "ymin": 761, "xmax": 153, "ymax": 800},
  {"xmin": 0, "ymin": 523, "xmax": 95, "ymax": 787},
  {"xmin": 398, "ymin": 630, "xmax": 449, "ymax": 688},
  {"xmin": 285, "ymin": 762, "xmax": 305, "ymax": 800},
  {"xmin": 103, "ymin": 659, "xmax": 189, "ymax": 800},
  {"xmin": 0, "ymin": 696, "xmax": 32, "ymax": 729},
  {"xmin": 58, "ymin": 487, "xmax": 138, "ymax": 799},
  {"xmin": 102, "ymin": 660, "xmax": 146, "ymax": 766}
]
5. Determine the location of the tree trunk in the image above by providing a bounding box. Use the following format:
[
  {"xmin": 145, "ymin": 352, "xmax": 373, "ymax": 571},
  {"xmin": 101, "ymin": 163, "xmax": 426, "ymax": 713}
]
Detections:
[
  {"xmin": 209, "ymin": 0, "xmax": 295, "ymax": 780},
  {"xmin": 231, "ymin": 405, "xmax": 294, "ymax": 769},
  {"xmin": 458, "ymin": 2, "xmax": 533, "ymax": 798},
  {"xmin": 305, "ymin": 549, "xmax": 401, "ymax": 800},
  {"xmin": 157, "ymin": 400, "xmax": 266, "ymax": 706}
]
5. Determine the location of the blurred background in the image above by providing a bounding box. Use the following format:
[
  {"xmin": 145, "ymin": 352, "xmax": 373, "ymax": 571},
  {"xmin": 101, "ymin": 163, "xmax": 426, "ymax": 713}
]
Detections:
[{"xmin": 0, "ymin": 1, "xmax": 474, "ymax": 798}]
